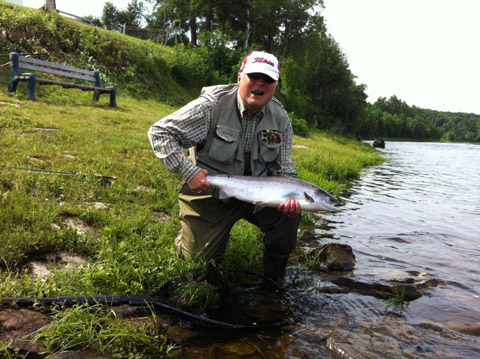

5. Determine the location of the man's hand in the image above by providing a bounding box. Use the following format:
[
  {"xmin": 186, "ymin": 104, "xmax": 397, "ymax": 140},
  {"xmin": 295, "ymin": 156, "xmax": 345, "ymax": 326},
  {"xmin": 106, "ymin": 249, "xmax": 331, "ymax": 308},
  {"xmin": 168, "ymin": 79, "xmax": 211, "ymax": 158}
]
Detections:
[
  {"xmin": 277, "ymin": 198, "xmax": 302, "ymax": 215},
  {"xmin": 188, "ymin": 169, "xmax": 210, "ymax": 193}
]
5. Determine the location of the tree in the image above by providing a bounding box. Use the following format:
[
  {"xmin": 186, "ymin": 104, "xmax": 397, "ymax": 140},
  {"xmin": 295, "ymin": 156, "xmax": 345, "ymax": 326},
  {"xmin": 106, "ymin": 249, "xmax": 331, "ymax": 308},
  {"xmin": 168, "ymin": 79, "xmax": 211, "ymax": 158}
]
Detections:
[
  {"xmin": 102, "ymin": 0, "xmax": 145, "ymax": 31},
  {"xmin": 102, "ymin": 2, "xmax": 120, "ymax": 30},
  {"xmin": 119, "ymin": 0, "xmax": 146, "ymax": 28}
]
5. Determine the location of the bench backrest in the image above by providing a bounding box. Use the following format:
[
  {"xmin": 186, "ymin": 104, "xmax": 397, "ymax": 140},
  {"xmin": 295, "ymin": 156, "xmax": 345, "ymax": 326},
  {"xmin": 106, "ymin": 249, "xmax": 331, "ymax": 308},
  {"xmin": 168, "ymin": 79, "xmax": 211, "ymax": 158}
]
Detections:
[{"xmin": 9, "ymin": 52, "xmax": 100, "ymax": 85}]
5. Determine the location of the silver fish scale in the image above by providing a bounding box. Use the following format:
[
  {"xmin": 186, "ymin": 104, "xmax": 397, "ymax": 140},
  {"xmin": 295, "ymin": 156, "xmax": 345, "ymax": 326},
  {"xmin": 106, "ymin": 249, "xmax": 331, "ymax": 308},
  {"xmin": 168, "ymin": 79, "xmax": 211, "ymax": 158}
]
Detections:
[{"xmin": 206, "ymin": 174, "xmax": 341, "ymax": 212}]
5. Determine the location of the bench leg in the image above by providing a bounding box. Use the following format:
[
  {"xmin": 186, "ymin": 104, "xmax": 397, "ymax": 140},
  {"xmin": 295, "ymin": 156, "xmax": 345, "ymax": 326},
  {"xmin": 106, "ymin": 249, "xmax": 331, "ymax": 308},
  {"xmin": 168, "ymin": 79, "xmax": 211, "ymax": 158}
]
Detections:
[
  {"xmin": 93, "ymin": 90, "xmax": 100, "ymax": 101},
  {"xmin": 27, "ymin": 75, "xmax": 36, "ymax": 101},
  {"xmin": 8, "ymin": 79, "xmax": 18, "ymax": 93},
  {"xmin": 93, "ymin": 87, "xmax": 117, "ymax": 107},
  {"xmin": 109, "ymin": 88, "xmax": 117, "ymax": 107}
]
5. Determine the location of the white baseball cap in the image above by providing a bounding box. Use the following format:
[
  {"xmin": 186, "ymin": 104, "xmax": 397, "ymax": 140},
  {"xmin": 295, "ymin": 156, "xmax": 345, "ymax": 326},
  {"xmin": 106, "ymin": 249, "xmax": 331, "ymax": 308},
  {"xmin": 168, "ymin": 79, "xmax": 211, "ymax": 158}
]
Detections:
[{"xmin": 239, "ymin": 51, "xmax": 280, "ymax": 81}]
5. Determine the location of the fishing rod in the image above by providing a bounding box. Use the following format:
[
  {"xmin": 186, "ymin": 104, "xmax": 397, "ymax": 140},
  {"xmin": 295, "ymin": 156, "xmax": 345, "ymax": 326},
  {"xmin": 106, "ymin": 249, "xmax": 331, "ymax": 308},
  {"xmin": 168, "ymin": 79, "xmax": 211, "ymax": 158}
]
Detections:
[
  {"xmin": 0, "ymin": 165, "xmax": 117, "ymax": 185},
  {"xmin": 0, "ymin": 267, "xmax": 289, "ymax": 330},
  {"xmin": 1, "ymin": 292, "xmax": 284, "ymax": 330}
]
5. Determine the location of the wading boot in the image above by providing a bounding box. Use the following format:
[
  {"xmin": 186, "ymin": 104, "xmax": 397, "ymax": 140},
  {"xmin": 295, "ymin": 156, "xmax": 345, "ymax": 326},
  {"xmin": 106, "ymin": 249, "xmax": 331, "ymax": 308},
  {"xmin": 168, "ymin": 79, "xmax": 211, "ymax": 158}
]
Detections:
[{"xmin": 263, "ymin": 251, "xmax": 289, "ymax": 291}]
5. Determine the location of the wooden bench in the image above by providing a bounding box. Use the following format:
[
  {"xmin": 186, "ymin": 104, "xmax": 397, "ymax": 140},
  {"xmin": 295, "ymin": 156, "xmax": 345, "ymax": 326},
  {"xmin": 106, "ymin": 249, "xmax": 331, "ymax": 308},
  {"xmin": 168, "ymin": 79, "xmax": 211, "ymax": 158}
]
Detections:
[{"xmin": 8, "ymin": 52, "xmax": 117, "ymax": 107}]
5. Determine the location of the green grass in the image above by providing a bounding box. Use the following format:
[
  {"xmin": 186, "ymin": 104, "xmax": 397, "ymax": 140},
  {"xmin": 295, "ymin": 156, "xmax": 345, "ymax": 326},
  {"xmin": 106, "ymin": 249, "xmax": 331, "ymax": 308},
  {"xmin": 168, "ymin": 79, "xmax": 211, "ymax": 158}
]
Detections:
[
  {"xmin": 0, "ymin": 79, "xmax": 384, "ymax": 357},
  {"xmin": 380, "ymin": 286, "xmax": 410, "ymax": 310},
  {"xmin": 32, "ymin": 303, "xmax": 177, "ymax": 357}
]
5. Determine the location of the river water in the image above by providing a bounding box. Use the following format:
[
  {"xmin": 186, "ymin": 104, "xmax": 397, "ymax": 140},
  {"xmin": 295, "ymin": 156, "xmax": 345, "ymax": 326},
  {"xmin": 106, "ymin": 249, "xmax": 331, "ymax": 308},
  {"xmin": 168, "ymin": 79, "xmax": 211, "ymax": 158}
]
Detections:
[{"xmin": 180, "ymin": 142, "xmax": 480, "ymax": 358}]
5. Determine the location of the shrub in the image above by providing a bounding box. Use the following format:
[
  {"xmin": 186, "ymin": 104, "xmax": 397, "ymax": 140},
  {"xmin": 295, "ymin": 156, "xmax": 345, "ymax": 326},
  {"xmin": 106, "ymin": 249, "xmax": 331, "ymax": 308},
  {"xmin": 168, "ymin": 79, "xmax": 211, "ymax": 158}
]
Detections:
[{"xmin": 289, "ymin": 112, "xmax": 310, "ymax": 137}]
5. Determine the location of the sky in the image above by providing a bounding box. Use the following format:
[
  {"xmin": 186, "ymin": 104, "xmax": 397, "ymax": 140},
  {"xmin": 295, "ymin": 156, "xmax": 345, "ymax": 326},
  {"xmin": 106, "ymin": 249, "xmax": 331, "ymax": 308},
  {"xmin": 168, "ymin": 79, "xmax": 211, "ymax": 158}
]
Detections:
[
  {"xmin": 322, "ymin": 0, "xmax": 480, "ymax": 114},
  {"xmin": 20, "ymin": 0, "xmax": 480, "ymax": 115}
]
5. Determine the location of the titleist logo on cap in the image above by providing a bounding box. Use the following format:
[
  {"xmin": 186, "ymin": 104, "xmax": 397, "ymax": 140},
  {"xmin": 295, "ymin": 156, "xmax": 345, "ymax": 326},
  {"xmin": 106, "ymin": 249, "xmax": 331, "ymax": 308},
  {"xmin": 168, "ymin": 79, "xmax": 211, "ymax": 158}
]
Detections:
[{"xmin": 252, "ymin": 57, "xmax": 275, "ymax": 67}]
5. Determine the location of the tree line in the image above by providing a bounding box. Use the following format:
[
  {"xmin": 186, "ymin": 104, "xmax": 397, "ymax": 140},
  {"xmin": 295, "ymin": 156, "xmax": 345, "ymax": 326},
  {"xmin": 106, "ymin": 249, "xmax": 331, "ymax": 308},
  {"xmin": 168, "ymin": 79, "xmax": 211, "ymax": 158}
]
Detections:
[
  {"xmin": 359, "ymin": 96, "xmax": 480, "ymax": 142},
  {"xmin": 92, "ymin": 1, "xmax": 479, "ymax": 142}
]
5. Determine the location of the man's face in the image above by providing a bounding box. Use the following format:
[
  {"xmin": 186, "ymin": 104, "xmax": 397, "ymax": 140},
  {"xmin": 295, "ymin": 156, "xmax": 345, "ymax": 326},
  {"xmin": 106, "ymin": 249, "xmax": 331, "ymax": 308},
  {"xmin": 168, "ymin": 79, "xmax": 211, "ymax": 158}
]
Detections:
[{"xmin": 238, "ymin": 72, "xmax": 277, "ymax": 116}]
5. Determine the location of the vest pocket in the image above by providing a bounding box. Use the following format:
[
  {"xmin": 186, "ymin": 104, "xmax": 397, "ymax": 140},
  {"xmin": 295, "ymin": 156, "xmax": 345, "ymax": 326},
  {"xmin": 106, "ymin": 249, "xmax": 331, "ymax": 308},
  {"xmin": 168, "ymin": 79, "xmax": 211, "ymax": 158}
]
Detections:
[
  {"xmin": 208, "ymin": 125, "xmax": 240, "ymax": 163},
  {"xmin": 258, "ymin": 130, "xmax": 282, "ymax": 163}
]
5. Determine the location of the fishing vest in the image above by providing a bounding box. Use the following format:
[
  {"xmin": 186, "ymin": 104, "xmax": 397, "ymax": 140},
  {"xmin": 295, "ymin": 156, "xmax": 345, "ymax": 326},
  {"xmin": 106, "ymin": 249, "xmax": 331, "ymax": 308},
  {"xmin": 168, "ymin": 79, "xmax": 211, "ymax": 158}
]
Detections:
[{"xmin": 195, "ymin": 84, "xmax": 289, "ymax": 177}]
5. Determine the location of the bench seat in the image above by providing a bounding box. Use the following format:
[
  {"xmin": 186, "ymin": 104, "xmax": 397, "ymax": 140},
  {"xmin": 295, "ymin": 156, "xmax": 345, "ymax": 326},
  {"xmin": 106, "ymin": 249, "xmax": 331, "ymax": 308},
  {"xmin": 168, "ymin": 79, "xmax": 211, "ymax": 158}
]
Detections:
[{"xmin": 8, "ymin": 52, "xmax": 117, "ymax": 107}]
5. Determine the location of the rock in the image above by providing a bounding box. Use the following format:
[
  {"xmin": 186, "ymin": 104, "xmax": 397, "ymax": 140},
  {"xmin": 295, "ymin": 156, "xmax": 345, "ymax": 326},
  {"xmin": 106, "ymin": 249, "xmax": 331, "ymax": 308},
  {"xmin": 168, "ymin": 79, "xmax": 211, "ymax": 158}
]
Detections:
[
  {"xmin": 62, "ymin": 154, "xmax": 76, "ymax": 159},
  {"xmin": 91, "ymin": 202, "xmax": 109, "ymax": 210},
  {"xmin": 62, "ymin": 216, "xmax": 96, "ymax": 237},
  {"xmin": 59, "ymin": 253, "xmax": 88, "ymax": 266},
  {"xmin": 27, "ymin": 155, "xmax": 45, "ymax": 163},
  {"xmin": 220, "ymin": 342, "xmax": 257, "ymax": 357},
  {"xmin": 22, "ymin": 253, "xmax": 88, "ymax": 279},
  {"xmin": 330, "ymin": 269, "xmax": 441, "ymax": 301},
  {"xmin": 0, "ymin": 308, "xmax": 50, "ymax": 354},
  {"xmin": 331, "ymin": 277, "xmax": 423, "ymax": 301},
  {"xmin": 151, "ymin": 211, "xmax": 170, "ymax": 221},
  {"xmin": 26, "ymin": 261, "xmax": 52, "ymax": 278},
  {"xmin": 325, "ymin": 324, "xmax": 416, "ymax": 359},
  {"xmin": 181, "ymin": 347, "xmax": 212, "ymax": 358},
  {"xmin": 166, "ymin": 326, "xmax": 198, "ymax": 343},
  {"xmin": 300, "ymin": 243, "xmax": 356, "ymax": 272},
  {"xmin": 300, "ymin": 230, "xmax": 315, "ymax": 241},
  {"xmin": 447, "ymin": 323, "xmax": 480, "ymax": 336},
  {"xmin": 51, "ymin": 223, "xmax": 61, "ymax": 230},
  {"xmin": 293, "ymin": 145, "xmax": 308, "ymax": 149},
  {"xmin": 135, "ymin": 186, "xmax": 151, "ymax": 192}
]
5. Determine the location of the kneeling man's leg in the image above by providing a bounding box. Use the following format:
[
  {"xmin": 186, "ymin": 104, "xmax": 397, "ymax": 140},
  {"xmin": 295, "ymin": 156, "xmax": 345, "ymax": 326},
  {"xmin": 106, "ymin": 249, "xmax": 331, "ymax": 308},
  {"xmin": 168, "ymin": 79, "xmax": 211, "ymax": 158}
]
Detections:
[
  {"xmin": 247, "ymin": 208, "xmax": 301, "ymax": 287},
  {"xmin": 176, "ymin": 194, "xmax": 252, "ymax": 262}
]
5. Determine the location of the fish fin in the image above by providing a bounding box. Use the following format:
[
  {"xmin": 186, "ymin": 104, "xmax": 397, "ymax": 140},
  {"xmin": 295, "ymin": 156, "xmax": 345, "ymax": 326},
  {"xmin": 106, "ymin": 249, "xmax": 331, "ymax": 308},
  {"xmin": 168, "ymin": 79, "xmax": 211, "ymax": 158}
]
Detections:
[
  {"xmin": 304, "ymin": 192, "xmax": 315, "ymax": 203},
  {"xmin": 253, "ymin": 200, "xmax": 266, "ymax": 205},
  {"xmin": 217, "ymin": 189, "xmax": 232, "ymax": 199}
]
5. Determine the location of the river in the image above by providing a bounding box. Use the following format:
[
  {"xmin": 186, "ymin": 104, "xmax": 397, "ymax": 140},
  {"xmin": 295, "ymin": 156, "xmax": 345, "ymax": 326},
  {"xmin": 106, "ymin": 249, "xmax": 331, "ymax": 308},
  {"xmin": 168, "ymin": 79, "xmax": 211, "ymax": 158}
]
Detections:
[{"xmin": 179, "ymin": 142, "xmax": 480, "ymax": 358}]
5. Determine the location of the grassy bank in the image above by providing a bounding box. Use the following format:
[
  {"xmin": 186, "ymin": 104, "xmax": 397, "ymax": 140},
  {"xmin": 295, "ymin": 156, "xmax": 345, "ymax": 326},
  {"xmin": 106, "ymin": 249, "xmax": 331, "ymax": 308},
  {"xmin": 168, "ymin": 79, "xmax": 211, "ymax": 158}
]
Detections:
[
  {"xmin": 0, "ymin": 2, "xmax": 384, "ymax": 355},
  {"xmin": 0, "ymin": 86, "xmax": 383, "ymax": 356}
]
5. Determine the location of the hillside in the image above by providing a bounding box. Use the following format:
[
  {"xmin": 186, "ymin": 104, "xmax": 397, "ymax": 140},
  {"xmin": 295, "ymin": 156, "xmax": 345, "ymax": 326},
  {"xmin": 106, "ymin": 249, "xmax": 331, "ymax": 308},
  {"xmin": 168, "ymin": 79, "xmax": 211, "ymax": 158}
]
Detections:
[{"xmin": 0, "ymin": 0, "xmax": 205, "ymax": 104}]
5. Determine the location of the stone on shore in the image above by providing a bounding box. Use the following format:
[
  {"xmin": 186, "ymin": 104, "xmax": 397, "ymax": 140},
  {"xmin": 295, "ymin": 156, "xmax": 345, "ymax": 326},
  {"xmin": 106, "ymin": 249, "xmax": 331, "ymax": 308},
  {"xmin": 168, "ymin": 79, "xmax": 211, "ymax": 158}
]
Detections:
[{"xmin": 300, "ymin": 243, "xmax": 356, "ymax": 272}]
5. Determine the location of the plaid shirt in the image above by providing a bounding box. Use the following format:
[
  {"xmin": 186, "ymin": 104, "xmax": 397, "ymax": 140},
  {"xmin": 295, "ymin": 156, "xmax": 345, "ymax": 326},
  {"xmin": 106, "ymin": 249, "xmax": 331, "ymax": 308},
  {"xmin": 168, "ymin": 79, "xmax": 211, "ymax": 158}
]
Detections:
[{"xmin": 148, "ymin": 89, "xmax": 297, "ymax": 182}]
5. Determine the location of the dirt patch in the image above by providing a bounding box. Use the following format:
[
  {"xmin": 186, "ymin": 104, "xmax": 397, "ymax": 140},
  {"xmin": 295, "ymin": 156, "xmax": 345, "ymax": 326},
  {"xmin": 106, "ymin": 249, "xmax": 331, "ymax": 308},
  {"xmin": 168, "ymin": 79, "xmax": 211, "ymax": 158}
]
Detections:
[
  {"xmin": 0, "ymin": 101, "xmax": 21, "ymax": 108},
  {"xmin": 135, "ymin": 185, "xmax": 151, "ymax": 192},
  {"xmin": 23, "ymin": 252, "xmax": 89, "ymax": 278},
  {"xmin": 0, "ymin": 308, "xmax": 50, "ymax": 354},
  {"xmin": 151, "ymin": 211, "xmax": 170, "ymax": 221},
  {"xmin": 86, "ymin": 202, "xmax": 111, "ymax": 210},
  {"xmin": 62, "ymin": 216, "xmax": 96, "ymax": 237},
  {"xmin": 27, "ymin": 155, "xmax": 46, "ymax": 163}
]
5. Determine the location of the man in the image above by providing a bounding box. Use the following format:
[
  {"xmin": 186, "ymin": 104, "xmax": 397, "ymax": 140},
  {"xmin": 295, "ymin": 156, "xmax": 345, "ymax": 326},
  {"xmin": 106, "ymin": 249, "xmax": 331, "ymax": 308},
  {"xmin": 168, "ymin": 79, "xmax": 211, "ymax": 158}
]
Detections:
[{"xmin": 148, "ymin": 51, "xmax": 301, "ymax": 287}]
